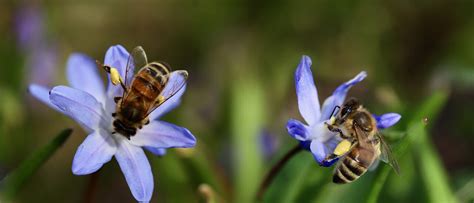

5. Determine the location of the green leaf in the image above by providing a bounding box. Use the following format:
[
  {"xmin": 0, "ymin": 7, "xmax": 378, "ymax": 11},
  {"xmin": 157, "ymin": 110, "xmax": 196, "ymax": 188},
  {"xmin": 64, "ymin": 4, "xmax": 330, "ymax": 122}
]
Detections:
[
  {"xmin": 412, "ymin": 93, "xmax": 457, "ymax": 203},
  {"xmin": 231, "ymin": 77, "xmax": 265, "ymax": 203},
  {"xmin": 367, "ymin": 91, "xmax": 449, "ymax": 203},
  {"xmin": 179, "ymin": 151, "xmax": 222, "ymax": 195},
  {"xmin": 0, "ymin": 128, "xmax": 72, "ymax": 200}
]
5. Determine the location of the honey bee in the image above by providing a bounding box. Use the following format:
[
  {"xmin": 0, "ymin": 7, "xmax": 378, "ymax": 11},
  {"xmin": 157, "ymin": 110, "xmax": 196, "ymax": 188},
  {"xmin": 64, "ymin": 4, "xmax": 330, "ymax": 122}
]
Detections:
[
  {"xmin": 99, "ymin": 46, "xmax": 188, "ymax": 139},
  {"xmin": 324, "ymin": 98, "xmax": 400, "ymax": 184}
]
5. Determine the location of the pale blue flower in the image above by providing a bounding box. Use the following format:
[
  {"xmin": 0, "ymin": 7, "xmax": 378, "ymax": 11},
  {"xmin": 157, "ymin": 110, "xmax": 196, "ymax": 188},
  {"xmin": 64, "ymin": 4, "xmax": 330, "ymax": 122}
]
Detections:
[
  {"xmin": 29, "ymin": 45, "xmax": 195, "ymax": 202},
  {"xmin": 287, "ymin": 56, "xmax": 401, "ymax": 166}
]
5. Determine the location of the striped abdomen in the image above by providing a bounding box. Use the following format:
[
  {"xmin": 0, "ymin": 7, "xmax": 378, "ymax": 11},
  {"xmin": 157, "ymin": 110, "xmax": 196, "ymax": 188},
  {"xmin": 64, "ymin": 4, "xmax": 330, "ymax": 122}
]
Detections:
[
  {"xmin": 117, "ymin": 62, "xmax": 170, "ymax": 123},
  {"xmin": 333, "ymin": 146, "xmax": 377, "ymax": 184},
  {"xmin": 131, "ymin": 63, "xmax": 169, "ymax": 100}
]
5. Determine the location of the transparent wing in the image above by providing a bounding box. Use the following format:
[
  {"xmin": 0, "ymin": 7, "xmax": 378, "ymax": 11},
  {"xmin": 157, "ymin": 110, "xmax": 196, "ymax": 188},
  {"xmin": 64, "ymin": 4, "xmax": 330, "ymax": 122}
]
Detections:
[
  {"xmin": 120, "ymin": 46, "xmax": 148, "ymax": 106},
  {"xmin": 131, "ymin": 46, "xmax": 148, "ymax": 71},
  {"xmin": 368, "ymin": 159, "xmax": 380, "ymax": 171},
  {"xmin": 124, "ymin": 46, "xmax": 148, "ymax": 87},
  {"xmin": 377, "ymin": 133, "xmax": 400, "ymax": 175},
  {"xmin": 144, "ymin": 70, "xmax": 188, "ymax": 117},
  {"xmin": 352, "ymin": 123, "xmax": 391, "ymax": 172}
]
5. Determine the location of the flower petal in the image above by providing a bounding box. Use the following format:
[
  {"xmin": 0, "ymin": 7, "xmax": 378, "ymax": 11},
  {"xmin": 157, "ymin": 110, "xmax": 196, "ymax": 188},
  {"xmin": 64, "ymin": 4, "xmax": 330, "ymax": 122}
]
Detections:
[
  {"xmin": 66, "ymin": 53, "xmax": 105, "ymax": 103},
  {"xmin": 28, "ymin": 84, "xmax": 61, "ymax": 112},
  {"xmin": 286, "ymin": 119, "xmax": 310, "ymax": 141},
  {"xmin": 295, "ymin": 56, "xmax": 321, "ymax": 125},
  {"xmin": 49, "ymin": 86, "xmax": 107, "ymax": 132},
  {"xmin": 320, "ymin": 71, "xmax": 367, "ymax": 120},
  {"xmin": 310, "ymin": 138, "xmax": 340, "ymax": 167},
  {"xmin": 374, "ymin": 113, "xmax": 401, "ymax": 129},
  {"xmin": 149, "ymin": 71, "xmax": 188, "ymax": 120},
  {"xmin": 310, "ymin": 140, "xmax": 327, "ymax": 165},
  {"xmin": 130, "ymin": 121, "xmax": 196, "ymax": 149},
  {"xmin": 72, "ymin": 129, "xmax": 116, "ymax": 175},
  {"xmin": 144, "ymin": 147, "xmax": 167, "ymax": 156},
  {"xmin": 115, "ymin": 141, "xmax": 153, "ymax": 202},
  {"xmin": 104, "ymin": 45, "xmax": 130, "ymax": 98}
]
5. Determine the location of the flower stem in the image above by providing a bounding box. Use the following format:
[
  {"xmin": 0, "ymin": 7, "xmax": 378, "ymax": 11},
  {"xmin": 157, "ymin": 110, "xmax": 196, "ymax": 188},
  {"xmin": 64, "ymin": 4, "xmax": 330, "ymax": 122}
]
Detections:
[
  {"xmin": 256, "ymin": 144, "xmax": 303, "ymax": 201},
  {"xmin": 84, "ymin": 170, "xmax": 100, "ymax": 203}
]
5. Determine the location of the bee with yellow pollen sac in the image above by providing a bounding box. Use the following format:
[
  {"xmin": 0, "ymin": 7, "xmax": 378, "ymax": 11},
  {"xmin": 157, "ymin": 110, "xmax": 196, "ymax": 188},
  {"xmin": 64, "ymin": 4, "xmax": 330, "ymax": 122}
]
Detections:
[
  {"xmin": 29, "ymin": 45, "xmax": 196, "ymax": 202},
  {"xmin": 286, "ymin": 55, "xmax": 401, "ymax": 182},
  {"xmin": 324, "ymin": 98, "xmax": 400, "ymax": 184}
]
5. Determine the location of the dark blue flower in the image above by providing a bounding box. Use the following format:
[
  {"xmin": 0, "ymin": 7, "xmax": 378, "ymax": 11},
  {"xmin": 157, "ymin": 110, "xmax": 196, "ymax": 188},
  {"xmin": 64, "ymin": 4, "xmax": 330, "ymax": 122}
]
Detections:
[
  {"xmin": 287, "ymin": 56, "xmax": 401, "ymax": 167},
  {"xmin": 29, "ymin": 45, "xmax": 196, "ymax": 202}
]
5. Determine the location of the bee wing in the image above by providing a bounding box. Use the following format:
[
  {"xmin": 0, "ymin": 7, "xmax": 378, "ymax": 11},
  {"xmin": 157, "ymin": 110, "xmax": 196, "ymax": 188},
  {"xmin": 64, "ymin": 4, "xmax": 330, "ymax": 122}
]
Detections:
[
  {"xmin": 368, "ymin": 159, "xmax": 380, "ymax": 171},
  {"xmin": 124, "ymin": 46, "xmax": 148, "ymax": 87},
  {"xmin": 144, "ymin": 70, "xmax": 188, "ymax": 117},
  {"xmin": 377, "ymin": 133, "xmax": 400, "ymax": 175},
  {"xmin": 120, "ymin": 46, "xmax": 148, "ymax": 107},
  {"xmin": 353, "ymin": 123, "xmax": 399, "ymax": 174}
]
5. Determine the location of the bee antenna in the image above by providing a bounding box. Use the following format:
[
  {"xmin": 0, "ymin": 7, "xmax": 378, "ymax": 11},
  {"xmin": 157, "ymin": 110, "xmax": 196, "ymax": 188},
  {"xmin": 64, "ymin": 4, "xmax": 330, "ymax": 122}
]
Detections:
[
  {"xmin": 96, "ymin": 60, "xmax": 111, "ymax": 73},
  {"xmin": 329, "ymin": 105, "xmax": 341, "ymax": 119}
]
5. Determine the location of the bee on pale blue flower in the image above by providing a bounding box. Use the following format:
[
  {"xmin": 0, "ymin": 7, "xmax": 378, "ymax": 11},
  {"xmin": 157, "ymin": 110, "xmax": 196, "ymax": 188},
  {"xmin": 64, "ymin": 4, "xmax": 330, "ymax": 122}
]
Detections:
[{"xmin": 29, "ymin": 45, "xmax": 196, "ymax": 202}]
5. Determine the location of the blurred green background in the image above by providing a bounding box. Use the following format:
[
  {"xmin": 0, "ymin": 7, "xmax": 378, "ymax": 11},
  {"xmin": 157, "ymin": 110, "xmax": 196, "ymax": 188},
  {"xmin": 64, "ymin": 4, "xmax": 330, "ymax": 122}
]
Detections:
[{"xmin": 0, "ymin": 0, "xmax": 473, "ymax": 202}]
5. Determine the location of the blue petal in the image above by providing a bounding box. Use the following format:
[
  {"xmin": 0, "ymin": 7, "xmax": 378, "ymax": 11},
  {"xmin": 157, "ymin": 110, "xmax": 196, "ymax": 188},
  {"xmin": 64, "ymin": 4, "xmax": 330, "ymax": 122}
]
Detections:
[
  {"xmin": 28, "ymin": 84, "xmax": 61, "ymax": 112},
  {"xmin": 286, "ymin": 119, "xmax": 310, "ymax": 141},
  {"xmin": 49, "ymin": 86, "xmax": 106, "ymax": 132},
  {"xmin": 149, "ymin": 71, "xmax": 188, "ymax": 120},
  {"xmin": 145, "ymin": 147, "xmax": 167, "ymax": 156},
  {"xmin": 309, "ymin": 138, "xmax": 340, "ymax": 167},
  {"xmin": 72, "ymin": 129, "xmax": 116, "ymax": 175},
  {"xmin": 320, "ymin": 71, "xmax": 367, "ymax": 120},
  {"xmin": 310, "ymin": 140, "xmax": 327, "ymax": 165},
  {"xmin": 295, "ymin": 56, "xmax": 321, "ymax": 125},
  {"xmin": 115, "ymin": 141, "xmax": 153, "ymax": 202},
  {"xmin": 320, "ymin": 137, "xmax": 341, "ymax": 166},
  {"xmin": 374, "ymin": 113, "xmax": 401, "ymax": 129},
  {"xmin": 299, "ymin": 141, "xmax": 312, "ymax": 151},
  {"xmin": 130, "ymin": 121, "xmax": 196, "ymax": 149},
  {"xmin": 104, "ymin": 45, "xmax": 130, "ymax": 98},
  {"xmin": 66, "ymin": 53, "xmax": 105, "ymax": 103}
]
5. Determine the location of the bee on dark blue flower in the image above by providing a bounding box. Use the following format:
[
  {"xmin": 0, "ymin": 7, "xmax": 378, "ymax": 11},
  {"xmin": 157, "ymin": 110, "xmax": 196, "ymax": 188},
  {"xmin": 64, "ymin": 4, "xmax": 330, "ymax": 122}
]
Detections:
[{"xmin": 324, "ymin": 98, "xmax": 400, "ymax": 184}]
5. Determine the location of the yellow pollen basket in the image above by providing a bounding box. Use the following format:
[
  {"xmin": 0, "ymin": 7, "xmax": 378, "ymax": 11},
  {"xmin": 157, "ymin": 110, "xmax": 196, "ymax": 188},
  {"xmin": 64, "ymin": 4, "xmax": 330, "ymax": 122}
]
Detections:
[
  {"xmin": 109, "ymin": 67, "xmax": 123, "ymax": 86},
  {"xmin": 333, "ymin": 139, "xmax": 351, "ymax": 156}
]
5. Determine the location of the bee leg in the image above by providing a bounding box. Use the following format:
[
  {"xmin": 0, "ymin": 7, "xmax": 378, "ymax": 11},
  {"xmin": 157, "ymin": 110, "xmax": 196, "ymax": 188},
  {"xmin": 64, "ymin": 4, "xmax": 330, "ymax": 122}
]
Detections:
[
  {"xmin": 326, "ymin": 124, "xmax": 347, "ymax": 138},
  {"xmin": 111, "ymin": 131, "xmax": 116, "ymax": 134},
  {"xmin": 324, "ymin": 154, "xmax": 338, "ymax": 162},
  {"xmin": 138, "ymin": 125, "xmax": 142, "ymax": 129},
  {"xmin": 114, "ymin": 97, "xmax": 121, "ymax": 103},
  {"xmin": 112, "ymin": 112, "xmax": 117, "ymax": 117},
  {"xmin": 144, "ymin": 119, "xmax": 150, "ymax": 125}
]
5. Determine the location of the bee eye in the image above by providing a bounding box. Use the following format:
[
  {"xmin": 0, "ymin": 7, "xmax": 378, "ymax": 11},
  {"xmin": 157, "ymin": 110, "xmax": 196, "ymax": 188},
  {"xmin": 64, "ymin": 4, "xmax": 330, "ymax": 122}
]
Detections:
[{"xmin": 341, "ymin": 107, "xmax": 351, "ymax": 117}]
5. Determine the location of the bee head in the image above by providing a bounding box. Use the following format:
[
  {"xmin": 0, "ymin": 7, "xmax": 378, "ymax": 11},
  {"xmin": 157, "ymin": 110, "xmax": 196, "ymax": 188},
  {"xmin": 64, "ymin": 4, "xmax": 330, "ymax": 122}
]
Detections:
[{"xmin": 340, "ymin": 97, "xmax": 361, "ymax": 120}]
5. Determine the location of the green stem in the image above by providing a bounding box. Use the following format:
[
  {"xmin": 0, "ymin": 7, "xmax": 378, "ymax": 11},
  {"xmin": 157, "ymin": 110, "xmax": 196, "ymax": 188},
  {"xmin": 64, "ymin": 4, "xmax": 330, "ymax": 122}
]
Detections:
[{"xmin": 256, "ymin": 144, "xmax": 302, "ymax": 201}]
